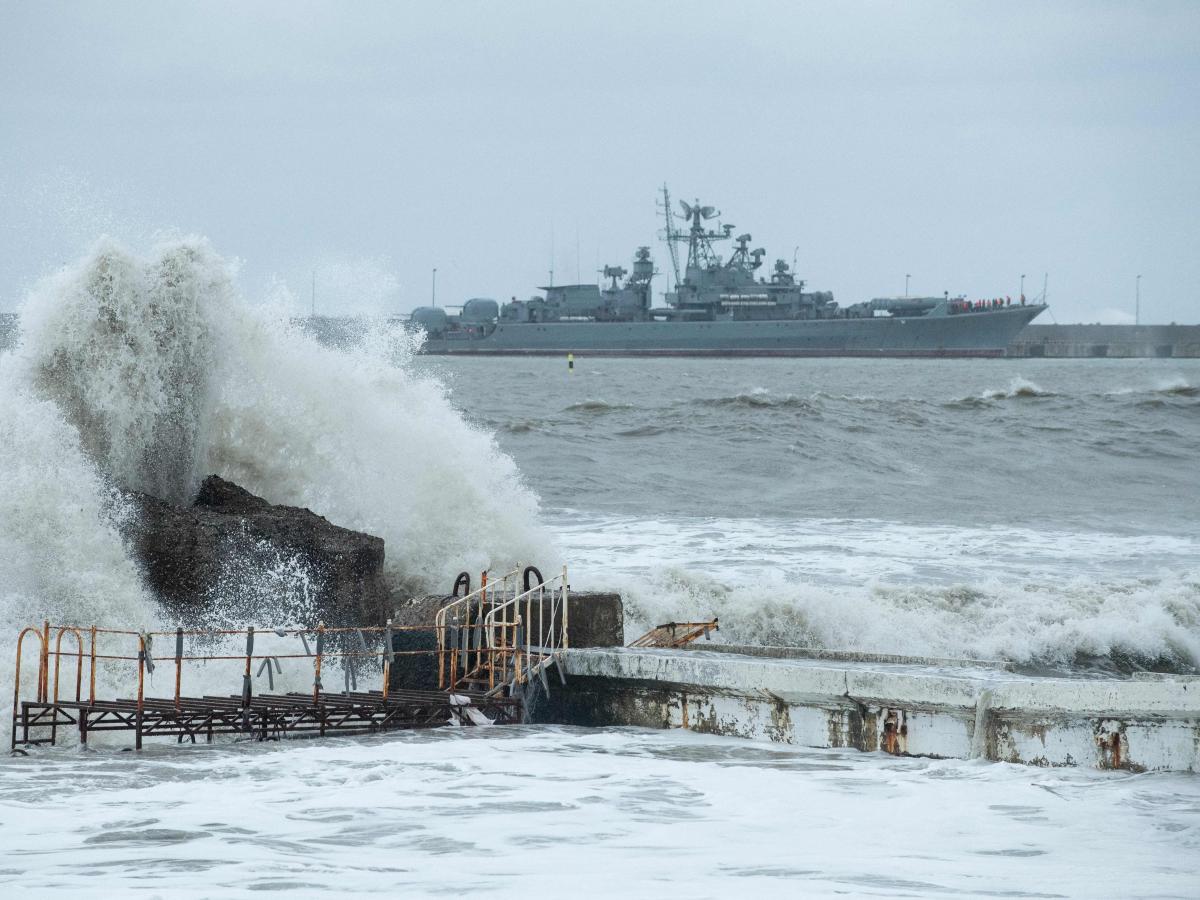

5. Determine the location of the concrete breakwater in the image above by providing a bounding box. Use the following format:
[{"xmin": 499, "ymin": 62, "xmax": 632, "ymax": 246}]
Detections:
[
  {"xmin": 534, "ymin": 644, "xmax": 1200, "ymax": 772},
  {"xmin": 1008, "ymin": 323, "xmax": 1200, "ymax": 358}
]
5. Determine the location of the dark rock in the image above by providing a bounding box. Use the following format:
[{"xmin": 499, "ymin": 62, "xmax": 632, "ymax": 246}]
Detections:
[{"xmin": 122, "ymin": 475, "xmax": 390, "ymax": 626}]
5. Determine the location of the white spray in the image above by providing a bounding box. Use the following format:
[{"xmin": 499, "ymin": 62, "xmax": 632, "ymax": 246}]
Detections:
[{"xmin": 0, "ymin": 236, "xmax": 552, "ymax": 736}]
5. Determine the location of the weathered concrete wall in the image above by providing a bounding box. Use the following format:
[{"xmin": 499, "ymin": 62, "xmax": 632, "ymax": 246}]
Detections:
[
  {"xmin": 538, "ymin": 647, "xmax": 1200, "ymax": 772},
  {"xmin": 1008, "ymin": 323, "xmax": 1200, "ymax": 358}
]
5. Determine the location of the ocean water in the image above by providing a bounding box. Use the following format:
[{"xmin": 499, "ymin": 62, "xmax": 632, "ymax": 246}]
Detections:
[
  {"xmin": 428, "ymin": 355, "xmax": 1200, "ymax": 673},
  {"xmin": 1, "ymin": 239, "xmax": 1198, "ymax": 895},
  {"xmin": 0, "ymin": 727, "xmax": 1198, "ymax": 899}
]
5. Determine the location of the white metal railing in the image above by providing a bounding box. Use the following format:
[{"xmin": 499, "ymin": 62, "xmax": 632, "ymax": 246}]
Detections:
[
  {"xmin": 435, "ymin": 568, "xmax": 520, "ymax": 691},
  {"xmin": 482, "ymin": 565, "xmax": 569, "ymax": 696}
]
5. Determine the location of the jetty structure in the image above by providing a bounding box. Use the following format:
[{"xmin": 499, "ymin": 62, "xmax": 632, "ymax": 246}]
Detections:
[
  {"xmin": 11, "ymin": 568, "xmax": 1199, "ymax": 772},
  {"xmin": 11, "ymin": 567, "xmax": 571, "ymax": 750}
]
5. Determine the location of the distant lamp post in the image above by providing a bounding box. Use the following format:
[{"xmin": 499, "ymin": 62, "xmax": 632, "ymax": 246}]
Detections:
[
  {"xmin": 1135, "ymin": 274, "xmax": 1141, "ymax": 326},
  {"xmin": 905, "ymin": 274, "xmax": 911, "ymax": 297},
  {"xmin": 432, "ymin": 267, "xmax": 438, "ymax": 308},
  {"xmin": 1020, "ymin": 274, "xmax": 1025, "ymax": 300}
]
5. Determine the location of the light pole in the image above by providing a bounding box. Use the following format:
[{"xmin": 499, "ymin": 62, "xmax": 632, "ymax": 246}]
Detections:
[
  {"xmin": 432, "ymin": 267, "xmax": 438, "ymax": 308},
  {"xmin": 1135, "ymin": 274, "xmax": 1141, "ymax": 326},
  {"xmin": 1020, "ymin": 274, "xmax": 1025, "ymax": 301},
  {"xmin": 905, "ymin": 274, "xmax": 910, "ymax": 297}
]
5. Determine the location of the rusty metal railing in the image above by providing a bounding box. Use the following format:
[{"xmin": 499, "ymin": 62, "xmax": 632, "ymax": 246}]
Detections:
[
  {"xmin": 435, "ymin": 568, "xmax": 520, "ymax": 691},
  {"xmin": 629, "ymin": 619, "xmax": 719, "ymax": 648},
  {"xmin": 482, "ymin": 565, "xmax": 569, "ymax": 696},
  {"xmin": 9, "ymin": 618, "xmax": 479, "ymax": 750}
]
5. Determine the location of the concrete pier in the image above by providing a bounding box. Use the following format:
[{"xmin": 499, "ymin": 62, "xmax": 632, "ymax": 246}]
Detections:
[
  {"xmin": 538, "ymin": 646, "xmax": 1200, "ymax": 772},
  {"xmin": 1008, "ymin": 323, "xmax": 1200, "ymax": 358}
]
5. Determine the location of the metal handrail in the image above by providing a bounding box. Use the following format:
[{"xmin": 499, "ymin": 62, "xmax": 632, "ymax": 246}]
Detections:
[
  {"xmin": 434, "ymin": 567, "xmax": 520, "ymax": 689},
  {"xmin": 482, "ymin": 565, "xmax": 569, "ymax": 696},
  {"xmin": 11, "ymin": 624, "xmax": 49, "ymax": 749}
]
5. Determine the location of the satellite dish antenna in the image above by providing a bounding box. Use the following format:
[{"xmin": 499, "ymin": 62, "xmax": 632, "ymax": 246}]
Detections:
[
  {"xmin": 679, "ymin": 200, "xmax": 694, "ymax": 219},
  {"xmin": 700, "ymin": 206, "xmax": 718, "ymax": 219}
]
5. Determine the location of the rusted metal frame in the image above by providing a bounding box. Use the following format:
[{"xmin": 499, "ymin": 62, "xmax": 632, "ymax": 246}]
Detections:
[
  {"xmin": 139, "ymin": 710, "xmax": 202, "ymax": 740},
  {"xmin": 382, "ymin": 619, "xmax": 393, "ymax": 701},
  {"xmin": 39, "ymin": 621, "xmax": 50, "ymax": 702},
  {"xmin": 313, "ymin": 622, "xmax": 325, "ymax": 706},
  {"xmin": 436, "ymin": 567, "xmax": 520, "ymax": 690},
  {"xmin": 561, "ymin": 566, "xmax": 569, "ymax": 651},
  {"xmin": 69, "ymin": 709, "xmax": 139, "ymax": 733},
  {"xmin": 240, "ymin": 626, "xmax": 255, "ymax": 734},
  {"xmin": 17, "ymin": 703, "xmax": 77, "ymax": 728},
  {"xmin": 321, "ymin": 703, "xmax": 377, "ymax": 731},
  {"xmin": 480, "ymin": 566, "xmax": 568, "ymax": 697},
  {"xmin": 174, "ymin": 627, "xmax": 184, "ymax": 710},
  {"xmin": 374, "ymin": 703, "xmax": 441, "ymax": 730},
  {"xmin": 135, "ymin": 633, "xmax": 147, "ymax": 750},
  {"xmin": 51, "ymin": 627, "xmax": 85, "ymax": 706},
  {"xmin": 88, "ymin": 626, "xmax": 97, "ymax": 704},
  {"xmin": 11, "ymin": 625, "xmax": 48, "ymax": 749}
]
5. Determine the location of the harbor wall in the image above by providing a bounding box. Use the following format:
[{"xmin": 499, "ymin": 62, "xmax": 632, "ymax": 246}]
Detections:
[
  {"xmin": 1007, "ymin": 324, "xmax": 1200, "ymax": 358},
  {"xmin": 536, "ymin": 646, "xmax": 1200, "ymax": 772}
]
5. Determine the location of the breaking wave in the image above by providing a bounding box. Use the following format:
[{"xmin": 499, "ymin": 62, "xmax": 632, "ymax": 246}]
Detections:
[
  {"xmin": 0, "ymin": 236, "xmax": 549, "ymax": 654},
  {"xmin": 953, "ymin": 376, "xmax": 1055, "ymax": 405},
  {"xmin": 1153, "ymin": 377, "xmax": 1197, "ymax": 397},
  {"xmin": 615, "ymin": 566, "xmax": 1200, "ymax": 675}
]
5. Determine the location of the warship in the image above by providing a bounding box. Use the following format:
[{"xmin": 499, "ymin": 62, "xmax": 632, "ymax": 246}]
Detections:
[{"xmin": 406, "ymin": 188, "xmax": 1046, "ymax": 357}]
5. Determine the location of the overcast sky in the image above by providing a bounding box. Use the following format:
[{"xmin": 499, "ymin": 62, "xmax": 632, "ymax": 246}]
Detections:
[{"xmin": 2, "ymin": 1, "xmax": 1197, "ymax": 323}]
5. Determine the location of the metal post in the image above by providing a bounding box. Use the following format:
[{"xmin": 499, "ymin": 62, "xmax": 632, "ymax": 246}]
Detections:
[
  {"xmin": 175, "ymin": 627, "xmax": 184, "ymax": 710},
  {"xmin": 562, "ymin": 565, "xmax": 570, "ymax": 651},
  {"xmin": 905, "ymin": 274, "xmax": 910, "ymax": 297},
  {"xmin": 1136, "ymin": 274, "xmax": 1141, "ymax": 326},
  {"xmin": 242, "ymin": 626, "xmax": 254, "ymax": 707},
  {"xmin": 39, "ymin": 620, "xmax": 49, "ymax": 703},
  {"xmin": 136, "ymin": 634, "xmax": 145, "ymax": 751},
  {"xmin": 50, "ymin": 628, "xmax": 82, "ymax": 745},
  {"xmin": 12, "ymin": 627, "xmax": 45, "ymax": 750},
  {"xmin": 432, "ymin": 267, "xmax": 437, "ymax": 307},
  {"xmin": 314, "ymin": 623, "xmax": 325, "ymax": 736},
  {"xmin": 313, "ymin": 623, "xmax": 324, "ymax": 703},
  {"xmin": 88, "ymin": 626, "xmax": 97, "ymax": 705},
  {"xmin": 383, "ymin": 619, "xmax": 393, "ymax": 701}
]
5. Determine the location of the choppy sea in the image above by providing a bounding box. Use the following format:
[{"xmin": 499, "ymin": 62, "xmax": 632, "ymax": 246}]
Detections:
[{"xmin": 1, "ymin": 240, "xmax": 1198, "ymax": 896}]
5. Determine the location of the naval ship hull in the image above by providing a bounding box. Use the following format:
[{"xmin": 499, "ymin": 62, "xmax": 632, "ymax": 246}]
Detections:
[{"xmin": 420, "ymin": 304, "xmax": 1044, "ymax": 358}]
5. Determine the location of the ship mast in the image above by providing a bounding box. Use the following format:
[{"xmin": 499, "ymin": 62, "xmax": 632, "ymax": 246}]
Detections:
[{"xmin": 658, "ymin": 184, "xmax": 682, "ymax": 290}]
